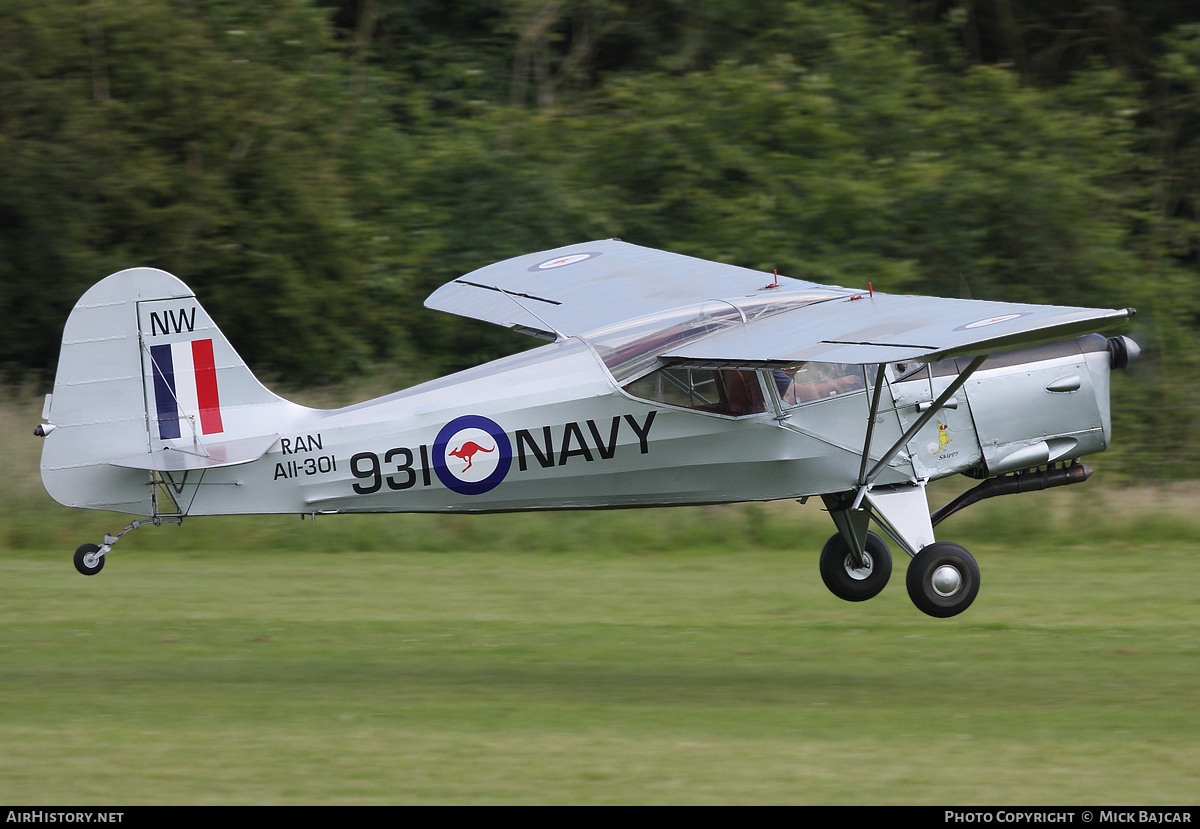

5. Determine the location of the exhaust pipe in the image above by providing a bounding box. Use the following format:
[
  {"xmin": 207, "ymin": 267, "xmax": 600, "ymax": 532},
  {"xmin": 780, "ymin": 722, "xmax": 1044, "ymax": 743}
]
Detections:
[{"xmin": 931, "ymin": 461, "xmax": 1093, "ymax": 527}]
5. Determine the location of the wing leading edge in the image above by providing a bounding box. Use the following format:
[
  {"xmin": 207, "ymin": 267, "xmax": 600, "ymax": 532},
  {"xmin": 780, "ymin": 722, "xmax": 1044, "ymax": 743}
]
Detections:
[{"xmin": 661, "ymin": 292, "xmax": 1134, "ymax": 368}]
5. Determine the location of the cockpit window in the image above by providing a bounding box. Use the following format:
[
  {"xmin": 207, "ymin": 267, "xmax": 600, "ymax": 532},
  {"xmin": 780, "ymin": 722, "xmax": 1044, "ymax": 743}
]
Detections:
[
  {"xmin": 771, "ymin": 363, "xmax": 874, "ymax": 408},
  {"xmin": 623, "ymin": 367, "xmax": 766, "ymax": 416}
]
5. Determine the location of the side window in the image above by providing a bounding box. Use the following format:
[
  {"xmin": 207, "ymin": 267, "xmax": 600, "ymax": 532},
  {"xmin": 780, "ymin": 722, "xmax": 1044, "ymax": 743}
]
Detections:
[
  {"xmin": 771, "ymin": 363, "xmax": 872, "ymax": 408},
  {"xmin": 624, "ymin": 367, "xmax": 766, "ymax": 416}
]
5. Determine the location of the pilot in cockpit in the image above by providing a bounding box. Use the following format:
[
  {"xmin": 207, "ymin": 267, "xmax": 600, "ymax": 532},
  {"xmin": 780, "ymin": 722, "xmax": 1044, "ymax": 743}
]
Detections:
[{"xmin": 772, "ymin": 363, "xmax": 866, "ymax": 406}]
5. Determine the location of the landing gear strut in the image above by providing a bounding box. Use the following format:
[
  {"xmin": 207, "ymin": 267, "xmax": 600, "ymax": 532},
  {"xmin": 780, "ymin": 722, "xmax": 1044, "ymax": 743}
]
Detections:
[
  {"xmin": 821, "ymin": 483, "xmax": 981, "ymax": 618},
  {"xmin": 71, "ymin": 516, "xmax": 182, "ymax": 576}
]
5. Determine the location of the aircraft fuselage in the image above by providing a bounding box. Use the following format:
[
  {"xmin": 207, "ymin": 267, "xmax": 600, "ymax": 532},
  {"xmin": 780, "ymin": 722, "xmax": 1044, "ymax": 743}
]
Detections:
[{"xmin": 160, "ymin": 333, "xmax": 1114, "ymax": 519}]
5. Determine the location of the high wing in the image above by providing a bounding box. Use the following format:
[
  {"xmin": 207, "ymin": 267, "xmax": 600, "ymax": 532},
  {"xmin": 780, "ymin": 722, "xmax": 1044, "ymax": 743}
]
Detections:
[
  {"xmin": 427, "ymin": 240, "xmax": 1134, "ymax": 365},
  {"xmin": 424, "ymin": 239, "xmax": 855, "ymax": 340}
]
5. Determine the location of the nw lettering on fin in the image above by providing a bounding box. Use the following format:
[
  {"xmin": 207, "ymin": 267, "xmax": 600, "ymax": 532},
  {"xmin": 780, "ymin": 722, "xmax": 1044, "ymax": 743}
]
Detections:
[{"xmin": 149, "ymin": 307, "xmax": 197, "ymax": 336}]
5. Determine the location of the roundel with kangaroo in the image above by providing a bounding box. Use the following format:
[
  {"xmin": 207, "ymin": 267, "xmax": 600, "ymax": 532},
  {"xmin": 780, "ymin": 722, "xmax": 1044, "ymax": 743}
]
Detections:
[{"xmin": 432, "ymin": 414, "xmax": 513, "ymax": 495}]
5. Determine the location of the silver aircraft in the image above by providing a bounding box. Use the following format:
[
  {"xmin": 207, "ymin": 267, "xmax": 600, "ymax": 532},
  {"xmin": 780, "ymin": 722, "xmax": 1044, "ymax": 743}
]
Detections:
[{"xmin": 37, "ymin": 240, "xmax": 1139, "ymax": 617}]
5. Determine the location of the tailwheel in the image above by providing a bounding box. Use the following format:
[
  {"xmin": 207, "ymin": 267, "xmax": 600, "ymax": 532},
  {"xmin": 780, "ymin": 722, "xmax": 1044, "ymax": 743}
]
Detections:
[
  {"xmin": 820, "ymin": 531, "xmax": 892, "ymax": 602},
  {"xmin": 74, "ymin": 543, "xmax": 105, "ymax": 576},
  {"xmin": 906, "ymin": 542, "xmax": 980, "ymax": 618}
]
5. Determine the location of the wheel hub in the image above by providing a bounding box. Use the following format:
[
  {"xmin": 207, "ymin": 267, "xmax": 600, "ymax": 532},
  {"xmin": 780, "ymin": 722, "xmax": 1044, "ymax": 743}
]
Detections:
[
  {"xmin": 843, "ymin": 552, "xmax": 874, "ymax": 581},
  {"xmin": 931, "ymin": 564, "xmax": 962, "ymax": 597}
]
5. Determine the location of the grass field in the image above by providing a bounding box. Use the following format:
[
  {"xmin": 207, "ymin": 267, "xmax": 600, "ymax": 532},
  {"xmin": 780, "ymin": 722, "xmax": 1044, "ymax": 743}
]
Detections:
[{"xmin": 3, "ymin": 394, "xmax": 1198, "ymax": 804}]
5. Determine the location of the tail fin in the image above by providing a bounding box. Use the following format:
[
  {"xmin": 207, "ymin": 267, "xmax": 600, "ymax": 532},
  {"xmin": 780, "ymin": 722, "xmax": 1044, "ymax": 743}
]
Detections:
[{"xmin": 40, "ymin": 268, "xmax": 296, "ymax": 514}]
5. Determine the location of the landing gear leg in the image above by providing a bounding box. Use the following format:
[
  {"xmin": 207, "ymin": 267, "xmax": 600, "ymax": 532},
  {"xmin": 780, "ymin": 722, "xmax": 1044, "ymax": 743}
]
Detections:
[
  {"xmin": 821, "ymin": 483, "xmax": 983, "ymax": 617},
  {"xmin": 71, "ymin": 516, "xmax": 182, "ymax": 576}
]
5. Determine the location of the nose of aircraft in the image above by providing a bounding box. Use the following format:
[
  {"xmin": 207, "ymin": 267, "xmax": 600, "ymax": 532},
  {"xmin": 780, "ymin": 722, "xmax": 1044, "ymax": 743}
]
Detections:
[{"xmin": 1107, "ymin": 335, "xmax": 1140, "ymax": 370}]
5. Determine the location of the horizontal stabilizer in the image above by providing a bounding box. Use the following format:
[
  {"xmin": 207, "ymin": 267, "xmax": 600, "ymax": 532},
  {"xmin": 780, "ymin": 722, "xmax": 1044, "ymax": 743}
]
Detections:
[{"xmin": 110, "ymin": 435, "xmax": 279, "ymax": 472}]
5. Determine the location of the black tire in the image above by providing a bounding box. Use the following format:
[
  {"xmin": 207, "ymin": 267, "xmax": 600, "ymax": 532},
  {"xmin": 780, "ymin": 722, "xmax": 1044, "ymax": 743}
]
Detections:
[
  {"xmin": 906, "ymin": 542, "xmax": 980, "ymax": 618},
  {"xmin": 819, "ymin": 531, "xmax": 892, "ymax": 602},
  {"xmin": 74, "ymin": 543, "xmax": 105, "ymax": 576}
]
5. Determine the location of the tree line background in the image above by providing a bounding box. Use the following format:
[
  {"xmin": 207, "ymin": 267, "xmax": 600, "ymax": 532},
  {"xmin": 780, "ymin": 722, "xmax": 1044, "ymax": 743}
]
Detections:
[{"xmin": 3, "ymin": 0, "xmax": 1199, "ymax": 477}]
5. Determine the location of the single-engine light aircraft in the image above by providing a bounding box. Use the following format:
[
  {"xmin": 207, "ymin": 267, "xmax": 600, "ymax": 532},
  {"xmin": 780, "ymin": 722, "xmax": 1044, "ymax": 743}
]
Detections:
[{"xmin": 37, "ymin": 240, "xmax": 1139, "ymax": 617}]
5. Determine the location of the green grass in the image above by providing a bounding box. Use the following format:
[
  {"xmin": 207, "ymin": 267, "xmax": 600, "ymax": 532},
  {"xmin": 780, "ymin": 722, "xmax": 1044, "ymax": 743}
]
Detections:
[
  {"xmin": 4, "ymin": 392, "xmax": 1199, "ymax": 803},
  {"xmin": 2, "ymin": 533, "xmax": 1198, "ymax": 804}
]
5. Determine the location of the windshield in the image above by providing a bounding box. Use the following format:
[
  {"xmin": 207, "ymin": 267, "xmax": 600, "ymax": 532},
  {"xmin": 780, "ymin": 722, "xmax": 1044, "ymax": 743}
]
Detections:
[
  {"xmin": 587, "ymin": 301, "xmax": 743, "ymax": 383},
  {"xmin": 585, "ymin": 291, "xmax": 836, "ymax": 384}
]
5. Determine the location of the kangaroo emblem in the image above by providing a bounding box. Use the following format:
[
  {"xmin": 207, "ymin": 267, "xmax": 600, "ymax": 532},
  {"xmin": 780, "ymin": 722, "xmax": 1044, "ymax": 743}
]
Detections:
[
  {"xmin": 936, "ymin": 420, "xmax": 951, "ymax": 452},
  {"xmin": 448, "ymin": 441, "xmax": 495, "ymax": 472}
]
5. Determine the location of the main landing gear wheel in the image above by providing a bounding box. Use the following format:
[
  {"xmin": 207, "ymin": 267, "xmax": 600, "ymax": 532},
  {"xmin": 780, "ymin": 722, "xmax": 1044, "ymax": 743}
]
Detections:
[
  {"xmin": 820, "ymin": 531, "xmax": 892, "ymax": 602},
  {"xmin": 74, "ymin": 543, "xmax": 105, "ymax": 576},
  {"xmin": 906, "ymin": 542, "xmax": 979, "ymax": 618}
]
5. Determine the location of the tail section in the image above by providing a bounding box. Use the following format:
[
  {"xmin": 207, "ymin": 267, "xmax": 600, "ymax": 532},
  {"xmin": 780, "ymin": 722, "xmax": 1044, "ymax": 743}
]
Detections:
[{"xmin": 40, "ymin": 268, "xmax": 297, "ymax": 514}]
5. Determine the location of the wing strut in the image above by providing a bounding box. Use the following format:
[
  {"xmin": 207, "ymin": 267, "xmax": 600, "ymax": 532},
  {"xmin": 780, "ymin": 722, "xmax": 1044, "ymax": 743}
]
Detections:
[
  {"xmin": 494, "ymin": 285, "xmax": 566, "ymax": 341},
  {"xmin": 857, "ymin": 363, "xmax": 889, "ymax": 488},
  {"xmin": 831, "ymin": 355, "xmax": 988, "ymax": 567},
  {"xmin": 856, "ymin": 354, "xmax": 987, "ymax": 502}
]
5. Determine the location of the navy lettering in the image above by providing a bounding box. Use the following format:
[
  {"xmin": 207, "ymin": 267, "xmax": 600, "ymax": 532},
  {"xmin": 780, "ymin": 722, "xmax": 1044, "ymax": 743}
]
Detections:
[
  {"xmin": 344, "ymin": 411, "xmax": 658, "ymax": 496},
  {"xmin": 623, "ymin": 411, "xmax": 656, "ymax": 454},
  {"xmin": 516, "ymin": 426, "xmax": 555, "ymax": 471},
  {"xmin": 559, "ymin": 421, "xmax": 595, "ymax": 465},
  {"xmin": 587, "ymin": 417, "xmax": 621, "ymax": 460}
]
